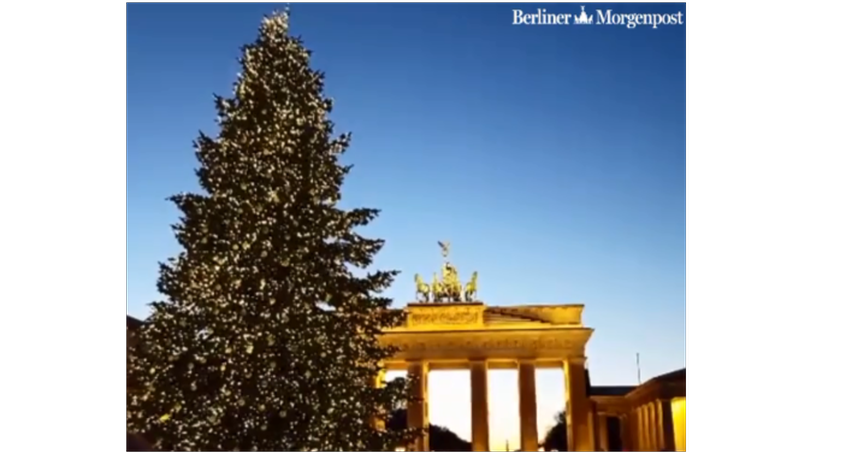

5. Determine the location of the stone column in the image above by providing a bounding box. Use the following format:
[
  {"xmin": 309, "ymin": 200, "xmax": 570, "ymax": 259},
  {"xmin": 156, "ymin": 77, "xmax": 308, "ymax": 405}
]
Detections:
[
  {"xmin": 596, "ymin": 414, "xmax": 609, "ymax": 451},
  {"xmin": 518, "ymin": 360, "xmax": 538, "ymax": 452},
  {"xmin": 659, "ymin": 399, "xmax": 676, "ymax": 451},
  {"xmin": 648, "ymin": 402, "xmax": 657, "ymax": 451},
  {"xmin": 470, "ymin": 360, "xmax": 490, "ymax": 452},
  {"xmin": 370, "ymin": 367, "xmax": 386, "ymax": 431},
  {"xmin": 637, "ymin": 405, "xmax": 646, "ymax": 451},
  {"xmin": 671, "ymin": 397, "xmax": 686, "ymax": 451},
  {"xmin": 564, "ymin": 357, "xmax": 593, "ymax": 451},
  {"xmin": 587, "ymin": 404, "xmax": 596, "ymax": 450},
  {"xmin": 620, "ymin": 414, "xmax": 631, "ymax": 451},
  {"xmin": 407, "ymin": 361, "xmax": 429, "ymax": 452},
  {"xmin": 643, "ymin": 405, "xmax": 652, "ymax": 451},
  {"xmin": 647, "ymin": 404, "xmax": 655, "ymax": 451}
]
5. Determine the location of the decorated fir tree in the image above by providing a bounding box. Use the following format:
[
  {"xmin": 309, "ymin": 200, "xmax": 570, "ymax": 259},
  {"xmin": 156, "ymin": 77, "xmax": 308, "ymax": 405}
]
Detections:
[{"xmin": 127, "ymin": 11, "xmax": 419, "ymax": 451}]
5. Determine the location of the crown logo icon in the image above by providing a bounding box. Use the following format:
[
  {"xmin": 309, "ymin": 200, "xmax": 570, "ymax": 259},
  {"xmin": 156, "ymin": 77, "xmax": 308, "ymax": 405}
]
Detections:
[{"xmin": 574, "ymin": 5, "xmax": 593, "ymax": 24}]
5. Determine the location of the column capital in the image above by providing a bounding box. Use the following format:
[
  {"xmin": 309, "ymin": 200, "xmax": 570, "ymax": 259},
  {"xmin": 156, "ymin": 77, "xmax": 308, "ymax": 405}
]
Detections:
[
  {"xmin": 406, "ymin": 360, "xmax": 429, "ymax": 372},
  {"xmin": 517, "ymin": 358, "xmax": 537, "ymax": 366},
  {"xmin": 566, "ymin": 356, "xmax": 587, "ymax": 365}
]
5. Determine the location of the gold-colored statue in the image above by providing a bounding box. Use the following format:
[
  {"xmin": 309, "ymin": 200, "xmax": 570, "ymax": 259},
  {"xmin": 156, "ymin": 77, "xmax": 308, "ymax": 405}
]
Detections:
[
  {"xmin": 432, "ymin": 272, "xmax": 446, "ymax": 303},
  {"xmin": 438, "ymin": 240, "xmax": 450, "ymax": 259},
  {"xmin": 441, "ymin": 261, "xmax": 462, "ymax": 302},
  {"xmin": 414, "ymin": 241, "xmax": 479, "ymax": 303},
  {"xmin": 414, "ymin": 274, "xmax": 431, "ymax": 303},
  {"xmin": 464, "ymin": 271, "xmax": 478, "ymax": 302}
]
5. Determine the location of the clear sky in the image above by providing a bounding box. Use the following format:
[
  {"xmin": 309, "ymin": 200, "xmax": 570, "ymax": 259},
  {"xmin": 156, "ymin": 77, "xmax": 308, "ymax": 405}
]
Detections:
[{"xmin": 128, "ymin": 3, "xmax": 685, "ymax": 449}]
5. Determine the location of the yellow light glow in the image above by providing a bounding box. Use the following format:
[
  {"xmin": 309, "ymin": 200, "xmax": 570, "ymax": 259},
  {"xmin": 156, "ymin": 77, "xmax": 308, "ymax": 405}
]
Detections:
[{"xmin": 671, "ymin": 397, "xmax": 686, "ymax": 451}]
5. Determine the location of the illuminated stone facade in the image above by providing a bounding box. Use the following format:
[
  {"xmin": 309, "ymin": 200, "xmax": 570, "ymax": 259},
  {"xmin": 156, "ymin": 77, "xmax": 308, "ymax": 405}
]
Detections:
[
  {"xmin": 590, "ymin": 368, "xmax": 686, "ymax": 451},
  {"xmin": 381, "ymin": 302, "xmax": 594, "ymax": 452},
  {"xmin": 126, "ymin": 305, "xmax": 686, "ymax": 451}
]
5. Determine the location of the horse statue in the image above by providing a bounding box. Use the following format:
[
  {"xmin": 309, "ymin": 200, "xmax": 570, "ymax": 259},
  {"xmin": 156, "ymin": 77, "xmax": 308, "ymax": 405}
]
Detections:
[
  {"xmin": 413, "ymin": 241, "xmax": 473, "ymax": 303},
  {"xmin": 441, "ymin": 262, "xmax": 462, "ymax": 302},
  {"xmin": 414, "ymin": 273, "xmax": 431, "ymax": 303},
  {"xmin": 463, "ymin": 271, "xmax": 479, "ymax": 302},
  {"xmin": 449, "ymin": 280, "xmax": 462, "ymax": 302},
  {"xmin": 432, "ymin": 273, "xmax": 447, "ymax": 303}
]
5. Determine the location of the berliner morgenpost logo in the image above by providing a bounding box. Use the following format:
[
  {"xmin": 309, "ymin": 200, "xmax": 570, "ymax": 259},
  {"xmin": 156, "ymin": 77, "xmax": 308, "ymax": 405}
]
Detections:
[{"xmin": 512, "ymin": 5, "xmax": 685, "ymax": 29}]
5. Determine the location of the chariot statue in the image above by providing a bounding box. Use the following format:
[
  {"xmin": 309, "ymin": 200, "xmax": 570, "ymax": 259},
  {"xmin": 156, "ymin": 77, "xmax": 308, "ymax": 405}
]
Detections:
[
  {"xmin": 414, "ymin": 241, "xmax": 479, "ymax": 304},
  {"xmin": 464, "ymin": 271, "xmax": 478, "ymax": 302},
  {"xmin": 414, "ymin": 274, "xmax": 431, "ymax": 302}
]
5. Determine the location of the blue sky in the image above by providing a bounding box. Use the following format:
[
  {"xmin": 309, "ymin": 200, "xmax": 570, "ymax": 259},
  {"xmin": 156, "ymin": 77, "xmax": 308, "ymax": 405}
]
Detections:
[{"xmin": 128, "ymin": 3, "xmax": 685, "ymax": 448}]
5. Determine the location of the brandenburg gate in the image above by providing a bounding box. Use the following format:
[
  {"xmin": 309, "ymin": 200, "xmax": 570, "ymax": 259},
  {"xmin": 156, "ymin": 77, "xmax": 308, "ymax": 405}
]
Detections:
[{"xmin": 377, "ymin": 242, "xmax": 595, "ymax": 452}]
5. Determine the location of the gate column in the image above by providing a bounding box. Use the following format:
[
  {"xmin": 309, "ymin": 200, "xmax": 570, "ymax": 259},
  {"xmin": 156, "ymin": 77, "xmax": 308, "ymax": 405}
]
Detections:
[
  {"xmin": 564, "ymin": 357, "xmax": 594, "ymax": 451},
  {"xmin": 407, "ymin": 360, "xmax": 429, "ymax": 452},
  {"xmin": 470, "ymin": 359, "xmax": 490, "ymax": 452}
]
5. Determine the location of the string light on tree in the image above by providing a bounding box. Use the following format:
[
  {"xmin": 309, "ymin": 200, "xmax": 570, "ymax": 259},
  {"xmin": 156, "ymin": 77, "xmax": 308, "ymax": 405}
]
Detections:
[{"xmin": 126, "ymin": 10, "xmax": 421, "ymax": 451}]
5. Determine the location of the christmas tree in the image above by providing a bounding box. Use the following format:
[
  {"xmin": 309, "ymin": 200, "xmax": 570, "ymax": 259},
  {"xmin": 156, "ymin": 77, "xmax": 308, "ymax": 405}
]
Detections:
[{"xmin": 127, "ymin": 10, "xmax": 420, "ymax": 451}]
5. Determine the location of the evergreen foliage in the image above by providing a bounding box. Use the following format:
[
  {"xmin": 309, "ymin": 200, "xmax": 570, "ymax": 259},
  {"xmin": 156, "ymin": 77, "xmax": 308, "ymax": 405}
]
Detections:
[{"xmin": 127, "ymin": 10, "xmax": 418, "ymax": 451}]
